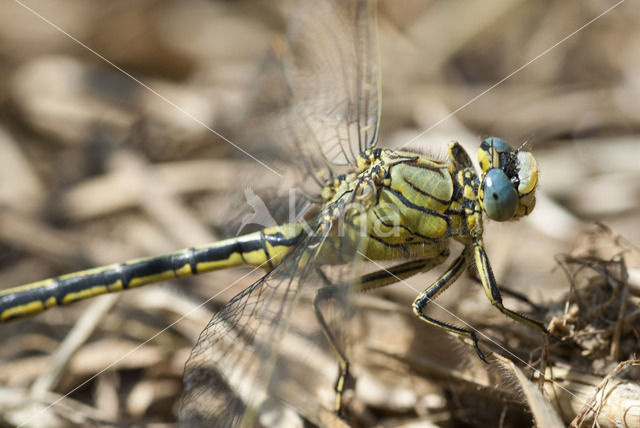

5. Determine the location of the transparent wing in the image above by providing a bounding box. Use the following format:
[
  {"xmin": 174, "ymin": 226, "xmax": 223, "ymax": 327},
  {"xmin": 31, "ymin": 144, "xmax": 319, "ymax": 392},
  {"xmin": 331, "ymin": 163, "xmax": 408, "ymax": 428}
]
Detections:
[
  {"xmin": 284, "ymin": 0, "xmax": 381, "ymax": 169},
  {"xmin": 239, "ymin": 0, "xmax": 381, "ymax": 183},
  {"xmin": 180, "ymin": 216, "xmax": 342, "ymax": 427},
  {"xmin": 179, "ymin": 2, "xmax": 381, "ymax": 425}
]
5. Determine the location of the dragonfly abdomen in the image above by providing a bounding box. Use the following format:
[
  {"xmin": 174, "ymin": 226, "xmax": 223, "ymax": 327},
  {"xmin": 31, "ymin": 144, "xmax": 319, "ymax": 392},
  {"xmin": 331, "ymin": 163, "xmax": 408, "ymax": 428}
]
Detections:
[{"xmin": 0, "ymin": 224, "xmax": 304, "ymax": 322}]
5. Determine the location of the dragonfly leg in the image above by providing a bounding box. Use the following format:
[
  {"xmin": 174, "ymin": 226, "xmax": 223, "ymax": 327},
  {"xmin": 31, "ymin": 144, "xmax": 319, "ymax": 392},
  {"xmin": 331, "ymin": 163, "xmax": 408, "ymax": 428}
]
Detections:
[
  {"xmin": 469, "ymin": 270, "xmax": 544, "ymax": 312},
  {"xmin": 472, "ymin": 242, "xmax": 548, "ymax": 334},
  {"xmin": 313, "ymin": 283, "xmax": 352, "ymax": 418},
  {"xmin": 313, "ymin": 255, "xmax": 448, "ymax": 417},
  {"xmin": 412, "ymin": 251, "xmax": 488, "ymax": 361}
]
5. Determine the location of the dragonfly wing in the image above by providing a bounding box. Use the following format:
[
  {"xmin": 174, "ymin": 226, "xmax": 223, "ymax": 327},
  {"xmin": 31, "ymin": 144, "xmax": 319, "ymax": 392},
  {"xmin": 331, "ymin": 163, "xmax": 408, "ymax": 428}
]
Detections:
[
  {"xmin": 283, "ymin": 0, "xmax": 381, "ymax": 168},
  {"xmin": 180, "ymin": 218, "xmax": 336, "ymax": 427},
  {"xmin": 237, "ymin": 0, "xmax": 380, "ymax": 183}
]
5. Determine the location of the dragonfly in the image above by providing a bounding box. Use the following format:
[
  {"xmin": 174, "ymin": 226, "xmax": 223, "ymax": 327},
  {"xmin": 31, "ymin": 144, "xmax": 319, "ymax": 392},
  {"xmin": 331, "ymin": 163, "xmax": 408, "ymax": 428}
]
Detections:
[{"xmin": 0, "ymin": 0, "xmax": 549, "ymax": 426}]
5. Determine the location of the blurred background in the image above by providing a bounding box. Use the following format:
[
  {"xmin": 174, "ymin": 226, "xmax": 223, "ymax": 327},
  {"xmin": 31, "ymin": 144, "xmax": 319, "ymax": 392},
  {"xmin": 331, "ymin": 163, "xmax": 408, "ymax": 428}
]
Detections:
[{"xmin": 0, "ymin": 0, "xmax": 638, "ymax": 426}]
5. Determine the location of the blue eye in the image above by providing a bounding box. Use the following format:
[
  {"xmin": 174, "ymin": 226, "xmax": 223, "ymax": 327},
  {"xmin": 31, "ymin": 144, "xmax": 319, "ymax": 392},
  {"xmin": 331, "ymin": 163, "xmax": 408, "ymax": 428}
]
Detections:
[
  {"xmin": 482, "ymin": 137, "xmax": 510, "ymax": 152},
  {"xmin": 482, "ymin": 169, "xmax": 518, "ymax": 221}
]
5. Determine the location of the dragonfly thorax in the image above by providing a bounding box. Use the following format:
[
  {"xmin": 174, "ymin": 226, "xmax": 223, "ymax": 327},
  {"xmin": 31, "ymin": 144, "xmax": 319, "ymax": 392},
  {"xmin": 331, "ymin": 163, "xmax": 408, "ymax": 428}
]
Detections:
[
  {"xmin": 315, "ymin": 139, "xmax": 538, "ymax": 264},
  {"xmin": 317, "ymin": 148, "xmax": 465, "ymax": 262}
]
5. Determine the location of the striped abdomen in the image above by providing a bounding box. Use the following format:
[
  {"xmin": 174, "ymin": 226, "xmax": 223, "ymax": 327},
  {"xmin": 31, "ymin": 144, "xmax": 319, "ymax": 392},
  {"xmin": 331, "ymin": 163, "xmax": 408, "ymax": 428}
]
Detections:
[{"xmin": 0, "ymin": 224, "xmax": 303, "ymax": 322}]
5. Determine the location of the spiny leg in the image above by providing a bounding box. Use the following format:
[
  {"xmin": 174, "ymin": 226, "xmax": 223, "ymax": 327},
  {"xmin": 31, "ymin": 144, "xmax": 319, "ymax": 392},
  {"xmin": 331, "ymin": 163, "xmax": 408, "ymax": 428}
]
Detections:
[
  {"xmin": 472, "ymin": 241, "xmax": 548, "ymax": 334},
  {"xmin": 313, "ymin": 283, "xmax": 352, "ymax": 418},
  {"xmin": 468, "ymin": 267, "xmax": 544, "ymax": 312},
  {"xmin": 313, "ymin": 256, "xmax": 447, "ymax": 417},
  {"xmin": 412, "ymin": 251, "xmax": 488, "ymax": 360}
]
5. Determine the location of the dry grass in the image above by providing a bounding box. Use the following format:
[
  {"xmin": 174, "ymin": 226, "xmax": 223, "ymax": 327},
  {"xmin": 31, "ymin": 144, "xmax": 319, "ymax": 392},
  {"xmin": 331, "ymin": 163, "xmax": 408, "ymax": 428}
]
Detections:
[{"xmin": 0, "ymin": 1, "xmax": 639, "ymax": 427}]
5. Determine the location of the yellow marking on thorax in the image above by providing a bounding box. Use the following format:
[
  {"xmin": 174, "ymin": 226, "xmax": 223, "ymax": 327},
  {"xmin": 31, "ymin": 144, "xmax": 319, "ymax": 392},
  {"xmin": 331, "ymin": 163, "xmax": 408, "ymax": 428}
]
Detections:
[
  {"xmin": 375, "ymin": 188, "xmax": 448, "ymax": 241},
  {"xmin": 317, "ymin": 149, "xmax": 463, "ymax": 263}
]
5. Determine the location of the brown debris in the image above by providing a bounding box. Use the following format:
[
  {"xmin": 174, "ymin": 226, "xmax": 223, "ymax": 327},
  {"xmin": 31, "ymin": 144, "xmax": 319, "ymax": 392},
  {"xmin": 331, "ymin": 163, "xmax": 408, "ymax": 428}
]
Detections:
[{"xmin": 0, "ymin": 1, "xmax": 638, "ymax": 427}]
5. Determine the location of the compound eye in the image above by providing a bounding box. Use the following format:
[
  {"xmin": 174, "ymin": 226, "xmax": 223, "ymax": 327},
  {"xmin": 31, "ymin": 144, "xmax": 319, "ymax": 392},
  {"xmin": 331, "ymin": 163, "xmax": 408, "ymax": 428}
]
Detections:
[
  {"xmin": 482, "ymin": 137, "xmax": 510, "ymax": 152},
  {"xmin": 482, "ymin": 169, "xmax": 518, "ymax": 221}
]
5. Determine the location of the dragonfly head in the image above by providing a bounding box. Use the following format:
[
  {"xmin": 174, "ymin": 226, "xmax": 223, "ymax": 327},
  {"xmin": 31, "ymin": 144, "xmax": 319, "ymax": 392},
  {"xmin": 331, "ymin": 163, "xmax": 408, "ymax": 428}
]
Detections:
[{"xmin": 477, "ymin": 137, "xmax": 538, "ymax": 222}]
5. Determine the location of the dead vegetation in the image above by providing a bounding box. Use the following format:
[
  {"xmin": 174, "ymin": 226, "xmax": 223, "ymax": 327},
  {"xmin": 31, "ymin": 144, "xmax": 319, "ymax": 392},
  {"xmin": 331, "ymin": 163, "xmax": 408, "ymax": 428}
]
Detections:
[{"xmin": 0, "ymin": 1, "xmax": 639, "ymax": 427}]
